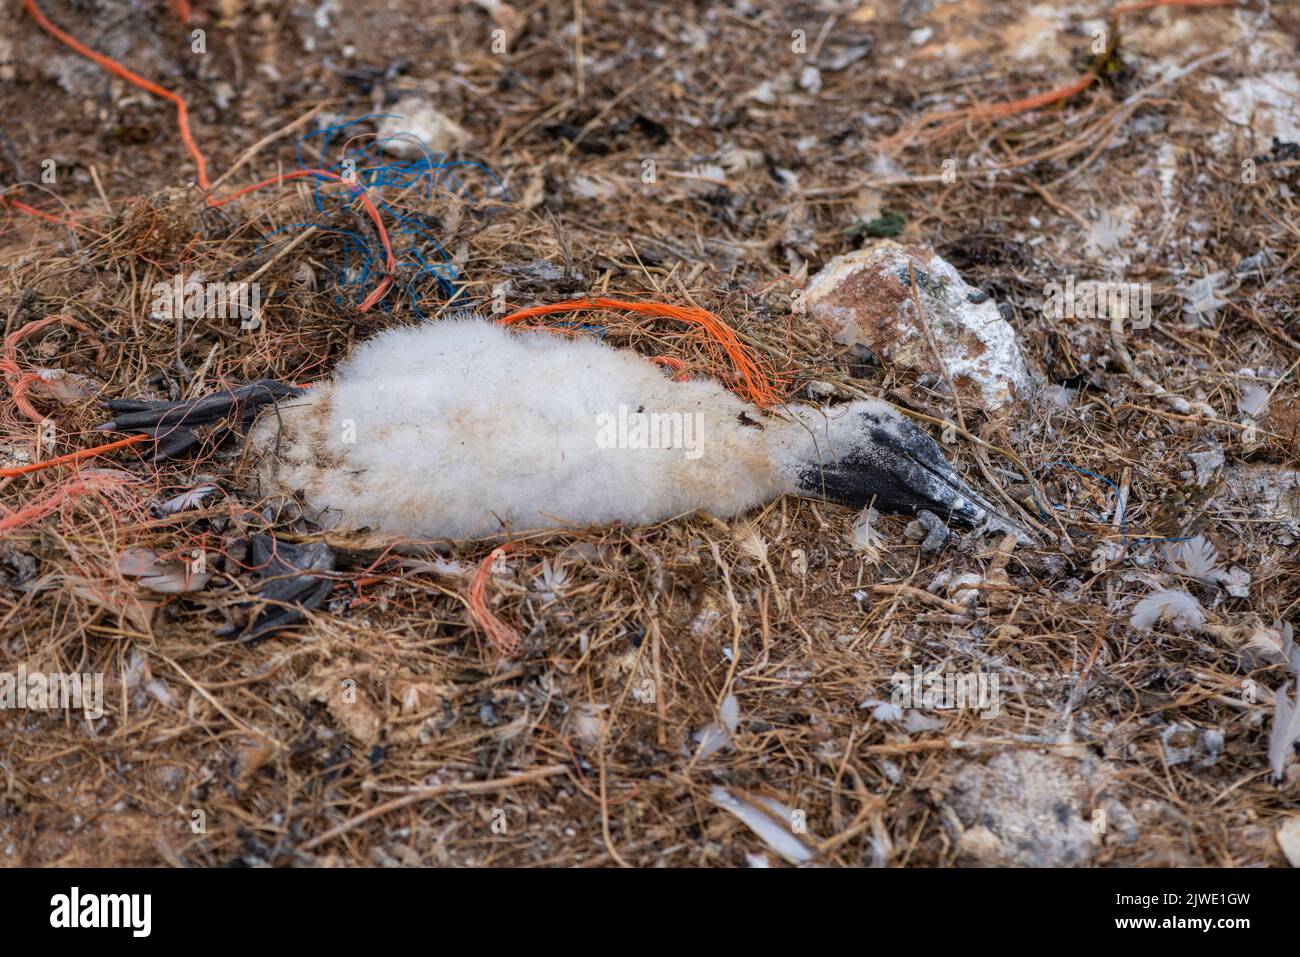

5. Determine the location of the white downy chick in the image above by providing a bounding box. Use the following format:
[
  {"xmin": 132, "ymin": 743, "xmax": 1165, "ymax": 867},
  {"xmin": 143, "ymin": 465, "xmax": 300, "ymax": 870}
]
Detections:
[{"xmin": 239, "ymin": 319, "xmax": 1004, "ymax": 540}]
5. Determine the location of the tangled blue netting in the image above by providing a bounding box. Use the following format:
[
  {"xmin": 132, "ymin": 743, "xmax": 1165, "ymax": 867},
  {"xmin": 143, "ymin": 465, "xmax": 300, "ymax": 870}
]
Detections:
[{"xmin": 251, "ymin": 114, "xmax": 508, "ymax": 317}]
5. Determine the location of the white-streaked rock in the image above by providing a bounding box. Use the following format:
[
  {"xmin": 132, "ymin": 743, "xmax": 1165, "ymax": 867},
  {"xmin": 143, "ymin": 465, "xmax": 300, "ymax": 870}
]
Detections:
[{"xmin": 800, "ymin": 240, "xmax": 1031, "ymax": 411}]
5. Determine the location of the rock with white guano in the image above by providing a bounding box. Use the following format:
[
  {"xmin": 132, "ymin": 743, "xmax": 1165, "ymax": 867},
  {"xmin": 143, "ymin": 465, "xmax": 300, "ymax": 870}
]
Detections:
[{"xmin": 801, "ymin": 240, "xmax": 1031, "ymax": 412}]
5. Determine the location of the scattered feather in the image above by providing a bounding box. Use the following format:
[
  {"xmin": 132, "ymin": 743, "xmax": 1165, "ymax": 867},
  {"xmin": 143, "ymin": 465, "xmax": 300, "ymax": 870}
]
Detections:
[
  {"xmin": 904, "ymin": 711, "xmax": 945, "ymax": 734},
  {"xmin": 1269, "ymin": 680, "xmax": 1300, "ymax": 781},
  {"xmin": 718, "ymin": 145, "xmax": 764, "ymax": 175},
  {"xmin": 945, "ymin": 571, "xmax": 984, "ymax": 606},
  {"xmin": 1203, "ymin": 618, "xmax": 1297, "ymax": 667},
  {"xmin": 1161, "ymin": 722, "xmax": 1199, "ymax": 766},
  {"xmin": 745, "ymin": 78, "xmax": 779, "ymax": 104},
  {"xmin": 32, "ymin": 367, "xmax": 101, "ymax": 402},
  {"xmin": 859, "ymin": 699, "xmax": 904, "ymax": 722},
  {"xmin": 1248, "ymin": 619, "xmax": 1297, "ymax": 666},
  {"xmin": 709, "ymin": 786, "xmax": 815, "ymax": 865},
  {"xmin": 735, "ymin": 526, "xmax": 771, "ymax": 570},
  {"xmin": 821, "ymin": 42, "xmax": 873, "ymax": 71},
  {"xmin": 682, "ymin": 162, "xmax": 727, "ymax": 196},
  {"xmin": 1084, "ymin": 208, "xmax": 1131, "ymax": 259},
  {"xmin": 1163, "ymin": 536, "xmax": 1250, "ymax": 596},
  {"xmin": 571, "ymin": 701, "xmax": 608, "ymax": 747},
  {"xmin": 139, "ymin": 567, "xmax": 212, "ymax": 594},
  {"xmin": 1219, "ymin": 565, "xmax": 1251, "ymax": 599},
  {"xmin": 117, "ymin": 547, "xmax": 211, "ymax": 593},
  {"xmin": 1235, "ymin": 248, "xmax": 1275, "ymax": 276},
  {"xmin": 147, "ymin": 678, "xmax": 175, "ymax": 708},
  {"xmin": 117, "ymin": 547, "xmax": 164, "ymax": 577},
  {"xmin": 694, "ymin": 692, "xmax": 739, "ymax": 759},
  {"xmin": 1186, "ymin": 446, "xmax": 1224, "ymax": 487},
  {"xmin": 376, "ymin": 99, "xmax": 467, "ymax": 158},
  {"xmin": 1164, "ymin": 535, "xmax": 1220, "ymax": 582},
  {"xmin": 798, "ymin": 65, "xmax": 822, "ymax": 94},
  {"xmin": 471, "ymin": 0, "xmax": 525, "ymax": 40},
  {"xmin": 400, "ymin": 556, "xmax": 468, "ymax": 577},
  {"xmin": 1239, "ymin": 383, "xmax": 1271, "ymax": 418},
  {"xmin": 533, "ymin": 558, "xmax": 570, "ymax": 603},
  {"xmin": 159, "ymin": 483, "xmax": 219, "ymax": 515},
  {"xmin": 1177, "ymin": 272, "xmax": 1232, "ymax": 324},
  {"xmin": 571, "ymin": 175, "xmax": 618, "ymax": 200},
  {"xmin": 848, "ymin": 506, "xmax": 884, "ymax": 562},
  {"xmin": 1130, "ymin": 588, "xmax": 1205, "ymax": 632},
  {"xmin": 70, "ymin": 579, "xmax": 157, "ymax": 634}
]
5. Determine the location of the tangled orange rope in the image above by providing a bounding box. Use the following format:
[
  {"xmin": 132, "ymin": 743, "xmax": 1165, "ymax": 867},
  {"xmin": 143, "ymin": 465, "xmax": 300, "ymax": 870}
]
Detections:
[
  {"xmin": 0, "ymin": 316, "xmax": 148, "ymax": 481},
  {"xmin": 499, "ymin": 298, "xmax": 782, "ymax": 408},
  {"xmin": 0, "ymin": 473, "xmax": 134, "ymax": 535},
  {"xmin": 2, "ymin": 315, "xmax": 104, "ymax": 423},
  {"xmin": 0, "ymin": 434, "xmax": 149, "ymax": 480},
  {"xmin": 467, "ymin": 546, "xmax": 522, "ymax": 657},
  {"xmin": 0, "ymin": 194, "xmax": 68, "ymax": 225},
  {"xmin": 22, "ymin": 0, "xmax": 209, "ymax": 190}
]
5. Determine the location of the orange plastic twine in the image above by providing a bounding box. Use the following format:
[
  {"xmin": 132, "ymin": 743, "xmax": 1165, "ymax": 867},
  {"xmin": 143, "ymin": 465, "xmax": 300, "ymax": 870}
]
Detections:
[
  {"xmin": 0, "ymin": 474, "xmax": 131, "ymax": 535},
  {"xmin": 499, "ymin": 298, "xmax": 782, "ymax": 408},
  {"xmin": 0, "ymin": 434, "xmax": 150, "ymax": 480},
  {"xmin": 0, "ymin": 194, "xmax": 68, "ymax": 225},
  {"xmin": 904, "ymin": 0, "xmax": 1241, "ymax": 131},
  {"xmin": 0, "ymin": 316, "xmax": 149, "ymax": 481},
  {"xmin": 22, "ymin": 1, "xmax": 399, "ymax": 312},
  {"xmin": 651, "ymin": 354, "xmax": 690, "ymax": 382},
  {"xmin": 2, "ymin": 315, "xmax": 104, "ymax": 423},
  {"xmin": 22, "ymin": 0, "xmax": 209, "ymax": 190},
  {"xmin": 467, "ymin": 546, "xmax": 522, "ymax": 657},
  {"xmin": 975, "ymin": 0, "xmax": 1239, "ymax": 120}
]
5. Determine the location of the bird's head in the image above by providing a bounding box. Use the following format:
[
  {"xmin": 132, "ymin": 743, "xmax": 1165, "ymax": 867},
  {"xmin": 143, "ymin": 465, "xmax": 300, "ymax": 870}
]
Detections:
[{"xmin": 782, "ymin": 399, "xmax": 1018, "ymax": 531}]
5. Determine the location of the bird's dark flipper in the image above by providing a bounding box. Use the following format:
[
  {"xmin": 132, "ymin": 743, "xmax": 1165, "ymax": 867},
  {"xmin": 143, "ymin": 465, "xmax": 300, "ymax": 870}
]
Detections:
[
  {"xmin": 97, "ymin": 379, "xmax": 302, "ymax": 460},
  {"xmin": 217, "ymin": 534, "xmax": 336, "ymax": 643}
]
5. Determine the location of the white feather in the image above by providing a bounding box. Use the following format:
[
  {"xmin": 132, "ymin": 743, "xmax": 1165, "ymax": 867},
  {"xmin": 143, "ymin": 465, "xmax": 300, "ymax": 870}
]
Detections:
[
  {"xmin": 1130, "ymin": 588, "xmax": 1205, "ymax": 632},
  {"xmin": 1165, "ymin": 536, "xmax": 1251, "ymax": 596},
  {"xmin": 709, "ymin": 787, "xmax": 815, "ymax": 865},
  {"xmin": 1164, "ymin": 535, "xmax": 1220, "ymax": 582},
  {"xmin": 1271, "ymin": 682, "xmax": 1300, "ymax": 781},
  {"xmin": 160, "ymin": 483, "xmax": 219, "ymax": 515},
  {"xmin": 848, "ymin": 505, "xmax": 884, "ymax": 559},
  {"xmin": 694, "ymin": 693, "xmax": 740, "ymax": 759},
  {"xmin": 1239, "ymin": 383, "xmax": 1270, "ymax": 418}
]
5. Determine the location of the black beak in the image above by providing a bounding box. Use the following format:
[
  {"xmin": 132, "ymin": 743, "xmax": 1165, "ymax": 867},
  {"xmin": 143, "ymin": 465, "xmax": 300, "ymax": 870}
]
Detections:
[{"xmin": 796, "ymin": 410, "xmax": 1019, "ymax": 531}]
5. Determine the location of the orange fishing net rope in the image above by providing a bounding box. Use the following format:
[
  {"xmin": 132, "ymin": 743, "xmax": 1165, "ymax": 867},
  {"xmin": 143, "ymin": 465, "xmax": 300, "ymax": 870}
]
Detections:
[
  {"xmin": 467, "ymin": 546, "xmax": 522, "ymax": 657},
  {"xmin": 499, "ymin": 298, "xmax": 783, "ymax": 408}
]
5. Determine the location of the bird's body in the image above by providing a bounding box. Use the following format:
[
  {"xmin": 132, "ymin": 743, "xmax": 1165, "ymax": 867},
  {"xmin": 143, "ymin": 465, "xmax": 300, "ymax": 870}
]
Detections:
[
  {"xmin": 246, "ymin": 320, "xmax": 790, "ymax": 538},
  {"xmin": 101, "ymin": 318, "xmax": 1007, "ymax": 541}
]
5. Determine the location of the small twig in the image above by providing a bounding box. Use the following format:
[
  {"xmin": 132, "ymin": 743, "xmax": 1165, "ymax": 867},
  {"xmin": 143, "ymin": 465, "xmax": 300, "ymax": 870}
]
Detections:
[{"xmin": 300, "ymin": 764, "xmax": 567, "ymax": 851}]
